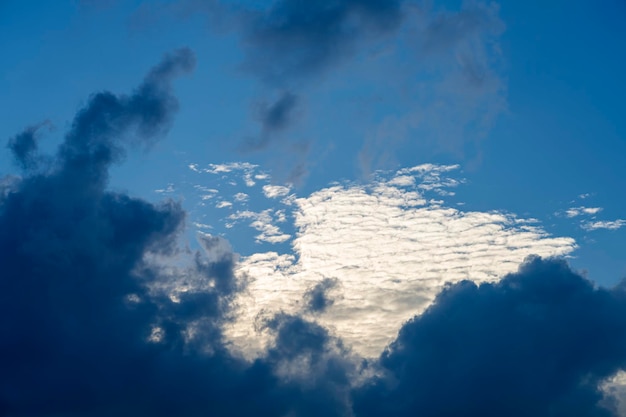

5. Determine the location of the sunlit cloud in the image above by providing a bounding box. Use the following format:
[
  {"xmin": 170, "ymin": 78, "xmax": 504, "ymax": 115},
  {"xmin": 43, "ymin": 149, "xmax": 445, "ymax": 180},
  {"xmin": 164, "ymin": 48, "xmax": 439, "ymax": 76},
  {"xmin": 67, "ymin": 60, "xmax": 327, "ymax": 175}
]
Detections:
[{"xmin": 192, "ymin": 163, "xmax": 577, "ymax": 358}]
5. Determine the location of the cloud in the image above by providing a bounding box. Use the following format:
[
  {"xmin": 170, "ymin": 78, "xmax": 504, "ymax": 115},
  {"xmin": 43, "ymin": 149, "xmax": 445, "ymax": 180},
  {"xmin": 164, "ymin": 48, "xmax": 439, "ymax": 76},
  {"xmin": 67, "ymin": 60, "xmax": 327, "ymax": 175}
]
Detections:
[
  {"xmin": 228, "ymin": 209, "xmax": 291, "ymax": 244},
  {"xmin": 190, "ymin": 161, "xmax": 258, "ymax": 174},
  {"xmin": 241, "ymin": 91, "xmax": 303, "ymax": 152},
  {"xmin": 259, "ymin": 91, "xmax": 299, "ymax": 132},
  {"xmin": 565, "ymin": 206, "xmax": 603, "ymax": 218},
  {"xmin": 353, "ymin": 257, "xmax": 626, "ymax": 417},
  {"xmin": 583, "ymin": 220, "xmax": 626, "ymax": 231},
  {"xmin": 238, "ymin": 0, "xmax": 404, "ymax": 84},
  {"xmin": 263, "ymin": 184, "xmax": 292, "ymax": 198},
  {"xmin": 10, "ymin": 40, "xmax": 626, "ymax": 417},
  {"xmin": 6, "ymin": 120, "xmax": 52, "ymax": 170},
  {"xmin": 220, "ymin": 164, "xmax": 577, "ymax": 358},
  {"xmin": 304, "ymin": 278, "xmax": 340, "ymax": 314},
  {"xmin": 0, "ymin": 50, "xmax": 351, "ymax": 417}
]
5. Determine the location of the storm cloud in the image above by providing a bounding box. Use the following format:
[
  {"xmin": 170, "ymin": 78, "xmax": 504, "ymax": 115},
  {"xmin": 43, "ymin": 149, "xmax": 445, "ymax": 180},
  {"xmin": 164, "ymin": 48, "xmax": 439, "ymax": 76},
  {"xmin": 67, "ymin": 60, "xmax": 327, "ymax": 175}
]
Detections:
[
  {"xmin": 354, "ymin": 257, "xmax": 626, "ymax": 417},
  {"xmin": 0, "ymin": 49, "xmax": 347, "ymax": 417},
  {"xmin": 4, "ymin": 46, "xmax": 626, "ymax": 417}
]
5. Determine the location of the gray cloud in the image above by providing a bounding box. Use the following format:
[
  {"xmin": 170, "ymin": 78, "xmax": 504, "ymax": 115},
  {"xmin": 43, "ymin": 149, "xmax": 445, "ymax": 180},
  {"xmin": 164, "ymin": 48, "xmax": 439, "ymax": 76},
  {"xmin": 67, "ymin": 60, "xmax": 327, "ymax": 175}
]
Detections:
[
  {"xmin": 241, "ymin": 91, "xmax": 302, "ymax": 152},
  {"xmin": 237, "ymin": 0, "xmax": 404, "ymax": 84},
  {"xmin": 304, "ymin": 278, "xmax": 340, "ymax": 314},
  {"xmin": 354, "ymin": 257, "xmax": 626, "ymax": 417},
  {"xmin": 0, "ymin": 49, "xmax": 353, "ymax": 417}
]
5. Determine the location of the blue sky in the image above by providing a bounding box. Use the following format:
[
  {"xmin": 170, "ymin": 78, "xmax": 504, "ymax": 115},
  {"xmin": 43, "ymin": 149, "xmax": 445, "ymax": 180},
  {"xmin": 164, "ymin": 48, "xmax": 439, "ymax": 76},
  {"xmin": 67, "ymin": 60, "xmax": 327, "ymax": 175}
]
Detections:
[
  {"xmin": 1, "ymin": 1, "xmax": 626, "ymax": 415},
  {"xmin": 2, "ymin": 1, "xmax": 624, "ymax": 286}
]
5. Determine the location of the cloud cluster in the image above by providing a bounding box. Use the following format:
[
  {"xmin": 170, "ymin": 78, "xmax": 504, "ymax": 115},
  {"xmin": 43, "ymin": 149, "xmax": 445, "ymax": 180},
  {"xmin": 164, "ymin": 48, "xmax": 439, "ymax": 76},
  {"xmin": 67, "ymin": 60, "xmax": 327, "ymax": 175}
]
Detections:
[
  {"xmin": 566, "ymin": 206, "xmax": 603, "ymax": 218},
  {"xmin": 556, "ymin": 203, "xmax": 624, "ymax": 232},
  {"xmin": 584, "ymin": 220, "xmax": 626, "ymax": 231},
  {"xmin": 238, "ymin": 0, "xmax": 404, "ymax": 84},
  {"xmin": 6, "ymin": 48, "xmax": 626, "ymax": 417},
  {"xmin": 0, "ymin": 51, "xmax": 350, "ymax": 417},
  {"xmin": 354, "ymin": 257, "xmax": 626, "ymax": 417},
  {"xmin": 224, "ymin": 165, "xmax": 577, "ymax": 358}
]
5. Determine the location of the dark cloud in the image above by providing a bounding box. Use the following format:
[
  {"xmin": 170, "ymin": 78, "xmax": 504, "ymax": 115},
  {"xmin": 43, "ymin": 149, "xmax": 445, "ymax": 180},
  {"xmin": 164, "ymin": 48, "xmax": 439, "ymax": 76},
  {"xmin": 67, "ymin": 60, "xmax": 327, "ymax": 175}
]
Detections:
[
  {"xmin": 260, "ymin": 313, "xmax": 356, "ymax": 417},
  {"xmin": 6, "ymin": 120, "xmax": 51, "ymax": 170},
  {"xmin": 4, "ymin": 39, "xmax": 626, "ymax": 417},
  {"xmin": 304, "ymin": 278, "xmax": 339, "ymax": 313},
  {"xmin": 353, "ymin": 256, "xmax": 626, "ymax": 417},
  {"xmin": 0, "ymin": 49, "xmax": 348, "ymax": 417},
  {"xmin": 239, "ymin": 0, "xmax": 405, "ymax": 84},
  {"xmin": 259, "ymin": 91, "xmax": 300, "ymax": 133},
  {"xmin": 241, "ymin": 91, "xmax": 301, "ymax": 152}
]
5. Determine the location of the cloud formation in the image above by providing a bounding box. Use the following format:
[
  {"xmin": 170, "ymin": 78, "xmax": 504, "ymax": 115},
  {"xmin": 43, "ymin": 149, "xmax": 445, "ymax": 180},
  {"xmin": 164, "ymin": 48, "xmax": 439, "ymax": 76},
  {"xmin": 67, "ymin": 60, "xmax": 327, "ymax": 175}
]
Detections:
[
  {"xmin": 566, "ymin": 206, "xmax": 603, "ymax": 217},
  {"xmin": 200, "ymin": 164, "xmax": 578, "ymax": 358},
  {"xmin": 6, "ymin": 120, "xmax": 51, "ymax": 170},
  {"xmin": 238, "ymin": 0, "xmax": 404, "ymax": 84},
  {"xmin": 304, "ymin": 278, "xmax": 340, "ymax": 314},
  {"xmin": 354, "ymin": 257, "xmax": 626, "ymax": 417},
  {"xmin": 240, "ymin": 91, "xmax": 302, "ymax": 153},
  {"xmin": 583, "ymin": 220, "xmax": 626, "ymax": 231},
  {"xmin": 6, "ymin": 41, "xmax": 626, "ymax": 417},
  {"xmin": 0, "ymin": 50, "xmax": 349, "ymax": 417}
]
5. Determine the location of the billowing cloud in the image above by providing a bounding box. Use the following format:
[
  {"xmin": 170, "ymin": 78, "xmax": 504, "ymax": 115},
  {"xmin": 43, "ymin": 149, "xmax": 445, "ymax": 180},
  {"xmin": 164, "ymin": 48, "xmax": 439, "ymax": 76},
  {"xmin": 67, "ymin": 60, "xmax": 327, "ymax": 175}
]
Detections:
[
  {"xmin": 6, "ymin": 120, "xmax": 52, "ymax": 170},
  {"xmin": 354, "ymin": 257, "xmax": 626, "ymax": 417},
  {"xmin": 0, "ymin": 50, "xmax": 351, "ymax": 417},
  {"xmin": 6, "ymin": 35, "xmax": 626, "ymax": 417}
]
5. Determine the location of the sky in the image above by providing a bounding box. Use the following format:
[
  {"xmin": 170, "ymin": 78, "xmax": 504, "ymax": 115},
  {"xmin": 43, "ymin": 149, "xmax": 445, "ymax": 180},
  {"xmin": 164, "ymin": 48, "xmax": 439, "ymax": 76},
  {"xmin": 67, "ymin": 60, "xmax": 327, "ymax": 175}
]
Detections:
[{"xmin": 1, "ymin": 1, "xmax": 625, "ymax": 416}]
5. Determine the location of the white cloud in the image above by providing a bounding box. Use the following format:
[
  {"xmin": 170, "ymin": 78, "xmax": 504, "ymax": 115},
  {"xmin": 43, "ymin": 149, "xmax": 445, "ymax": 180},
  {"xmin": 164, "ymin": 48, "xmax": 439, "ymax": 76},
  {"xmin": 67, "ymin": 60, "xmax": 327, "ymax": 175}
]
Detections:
[
  {"xmin": 387, "ymin": 175, "xmax": 415, "ymax": 187},
  {"xmin": 222, "ymin": 164, "xmax": 577, "ymax": 359},
  {"xmin": 229, "ymin": 210, "xmax": 291, "ymax": 244},
  {"xmin": 154, "ymin": 183, "xmax": 175, "ymax": 194},
  {"xmin": 216, "ymin": 201, "xmax": 232, "ymax": 209},
  {"xmin": 582, "ymin": 220, "xmax": 626, "ymax": 231},
  {"xmin": 263, "ymin": 184, "xmax": 291, "ymax": 199},
  {"xmin": 196, "ymin": 162, "xmax": 258, "ymax": 174},
  {"xmin": 234, "ymin": 192, "xmax": 249, "ymax": 202},
  {"xmin": 565, "ymin": 206, "xmax": 602, "ymax": 218}
]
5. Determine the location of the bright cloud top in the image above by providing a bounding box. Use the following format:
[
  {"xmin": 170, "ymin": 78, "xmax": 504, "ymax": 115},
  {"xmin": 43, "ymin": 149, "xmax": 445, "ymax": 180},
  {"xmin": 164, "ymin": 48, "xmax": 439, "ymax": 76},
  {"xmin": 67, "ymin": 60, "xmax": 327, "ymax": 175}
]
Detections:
[{"xmin": 193, "ymin": 164, "xmax": 578, "ymax": 358}]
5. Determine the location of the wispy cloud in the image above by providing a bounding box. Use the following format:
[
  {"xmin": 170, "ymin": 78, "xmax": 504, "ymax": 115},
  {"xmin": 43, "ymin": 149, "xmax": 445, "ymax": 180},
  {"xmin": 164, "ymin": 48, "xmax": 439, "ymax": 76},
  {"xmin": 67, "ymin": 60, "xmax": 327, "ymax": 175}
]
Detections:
[
  {"xmin": 228, "ymin": 209, "xmax": 291, "ymax": 244},
  {"xmin": 263, "ymin": 184, "xmax": 292, "ymax": 199},
  {"xmin": 564, "ymin": 206, "xmax": 603, "ymax": 218},
  {"xmin": 583, "ymin": 219, "xmax": 626, "ymax": 231}
]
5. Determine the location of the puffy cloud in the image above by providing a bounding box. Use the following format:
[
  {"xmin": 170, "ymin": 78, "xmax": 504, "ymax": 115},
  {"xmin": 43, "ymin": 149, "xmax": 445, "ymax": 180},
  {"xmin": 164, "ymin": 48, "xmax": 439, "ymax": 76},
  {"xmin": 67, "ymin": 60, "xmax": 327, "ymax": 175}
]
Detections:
[
  {"xmin": 0, "ymin": 50, "xmax": 348, "ymax": 417},
  {"xmin": 354, "ymin": 257, "xmax": 626, "ymax": 417}
]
